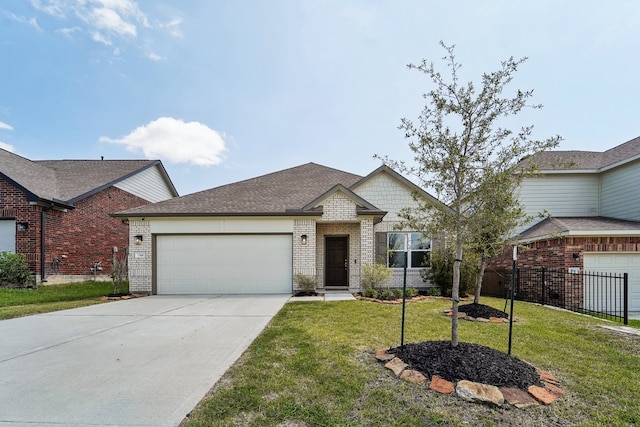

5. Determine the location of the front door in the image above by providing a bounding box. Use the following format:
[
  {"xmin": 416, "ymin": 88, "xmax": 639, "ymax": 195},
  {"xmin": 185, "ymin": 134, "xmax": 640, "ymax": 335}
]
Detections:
[{"xmin": 325, "ymin": 236, "xmax": 348, "ymax": 287}]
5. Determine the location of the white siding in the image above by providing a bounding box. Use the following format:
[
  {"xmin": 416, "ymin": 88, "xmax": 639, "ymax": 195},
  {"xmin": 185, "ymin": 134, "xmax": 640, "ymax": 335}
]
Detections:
[
  {"xmin": 516, "ymin": 174, "xmax": 600, "ymax": 234},
  {"xmin": 601, "ymin": 161, "xmax": 640, "ymax": 221},
  {"xmin": 353, "ymin": 172, "xmax": 422, "ymax": 222},
  {"xmin": 115, "ymin": 165, "xmax": 174, "ymax": 202}
]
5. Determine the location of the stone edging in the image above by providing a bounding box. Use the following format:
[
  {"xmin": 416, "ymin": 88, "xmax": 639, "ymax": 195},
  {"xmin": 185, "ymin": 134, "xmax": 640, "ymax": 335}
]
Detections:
[
  {"xmin": 99, "ymin": 293, "xmax": 147, "ymax": 301},
  {"xmin": 375, "ymin": 348, "xmax": 565, "ymax": 407}
]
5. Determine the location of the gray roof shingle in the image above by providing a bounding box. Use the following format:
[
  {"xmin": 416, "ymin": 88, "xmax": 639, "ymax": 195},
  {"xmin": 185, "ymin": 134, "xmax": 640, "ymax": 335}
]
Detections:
[
  {"xmin": 116, "ymin": 163, "xmax": 365, "ymax": 216},
  {"xmin": 519, "ymin": 216, "xmax": 640, "ymax": 240},
  {"xmin": 0, "ymin": 148, "xmax": 164, "ymax": 206},
  {"xmin": 523, "ymin": 136, "xmax": 640, "ymax": 171},
  {"xmin": 35, "ymin": 160, "xmax": 160, "ymax": 202}
]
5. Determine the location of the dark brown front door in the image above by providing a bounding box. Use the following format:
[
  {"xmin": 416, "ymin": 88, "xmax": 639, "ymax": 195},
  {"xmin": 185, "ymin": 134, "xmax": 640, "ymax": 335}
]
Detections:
[{"xmin": 325, "ymin": 236, "xmax": 348, "ymax": 287}]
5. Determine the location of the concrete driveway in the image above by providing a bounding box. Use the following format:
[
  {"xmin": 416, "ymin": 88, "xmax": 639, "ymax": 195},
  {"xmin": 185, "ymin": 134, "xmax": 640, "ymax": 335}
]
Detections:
[{"xmin": 0, "ymin": 294, "xmax": 289, "ymax": 427}]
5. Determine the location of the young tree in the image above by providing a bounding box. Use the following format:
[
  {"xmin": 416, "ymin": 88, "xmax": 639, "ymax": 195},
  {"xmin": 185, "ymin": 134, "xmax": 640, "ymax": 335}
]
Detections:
[
  {"xmin": 467, "ymin": 168, "xmax": 533, "ymax": 303},
  {"xmin": 380, "ymin": 42, "xmax": 561, "ymax": 347}
]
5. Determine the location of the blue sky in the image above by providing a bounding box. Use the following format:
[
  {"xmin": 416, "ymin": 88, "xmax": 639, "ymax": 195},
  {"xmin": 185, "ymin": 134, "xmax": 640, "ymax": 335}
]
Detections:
[{"xmin": 1, "ymin": 1, "xmax": 639, "ymax": 196}]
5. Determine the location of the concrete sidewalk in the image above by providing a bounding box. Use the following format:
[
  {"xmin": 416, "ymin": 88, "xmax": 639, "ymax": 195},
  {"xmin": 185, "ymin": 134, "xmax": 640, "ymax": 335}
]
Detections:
[{"xmin": 0, "ymin": 295, "xmax": 289, "ymax": 427}]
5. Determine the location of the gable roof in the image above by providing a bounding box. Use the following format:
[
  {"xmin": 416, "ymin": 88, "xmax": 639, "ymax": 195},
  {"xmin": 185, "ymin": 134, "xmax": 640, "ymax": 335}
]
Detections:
[
  {"xmin": 518, "ymin": 216, "xmax": 640, "ymax": 242},
  {"xmin": 0, "ymin": 148, "xmax": 176, "ymax": 208},
  {"xmin": 301, "ymin": 184, "xmax": 386, "ymax": 216},
  {"xmin": 524, "ymin": 136, "xmax": 640, "ymax": 172},
  {"xmin": 114, "ymin": 163, "xmax": 365, "ymax": 217},
  {"xmin": 352, "ymin": 165, "xmax": 450, "ymax": 210}
]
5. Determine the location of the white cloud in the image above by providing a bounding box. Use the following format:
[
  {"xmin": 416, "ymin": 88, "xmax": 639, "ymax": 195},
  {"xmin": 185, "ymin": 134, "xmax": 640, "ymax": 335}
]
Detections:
[
  {"xmin": 0, "ymin": 142, "xmax": 15, "ymax": 152},
  {"xmin": 30, "ymin": 0, "xmax": 66, "ymax": 18},
  {"xmin": 27, "ymin": 0, "xmax": 180, "ymax": 60},
  {"xmin": 0, "ymin": 121, "xmax": 13, "ymax": 130},
  {"xmin": 147, "ymin": 52, "xmax": 164, "ymax": 61},
  {"xmin": 89, "ymin": 6, "xmax": 137, "ymax": 36},
  {"xmin": 161, "ymin": 17, "xmax": 183, "ymax": 38},
  {"xmin": 91, "ymin": 31, "xmax": 112, "ymax": 45},
  {"xmin": 100, "ymin": 117, "xmax": 227, "ymax": 166},
  {"xmin": 4, "ymin": 11, "xmax": 43, "ymax": 31},
  {"xmin": 56, "ymin": 26, "xmax": 81, "ymax": 39}
]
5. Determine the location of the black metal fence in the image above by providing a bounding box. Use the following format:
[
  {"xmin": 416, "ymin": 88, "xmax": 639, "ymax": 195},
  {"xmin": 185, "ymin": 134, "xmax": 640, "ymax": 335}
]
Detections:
[{"xmin": 482, "ymin": 267, "xmax": 629, "ymax": 325}]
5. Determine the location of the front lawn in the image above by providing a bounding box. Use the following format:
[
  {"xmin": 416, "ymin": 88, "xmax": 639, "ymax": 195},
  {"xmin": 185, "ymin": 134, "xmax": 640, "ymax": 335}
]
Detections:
[
  {"xmin": 183, "ymin": 297, "xmax": 640, "ymax": 427},
  {"xmin": 0, "ymin": 281, "xmax": 128, "ymax": 320}
]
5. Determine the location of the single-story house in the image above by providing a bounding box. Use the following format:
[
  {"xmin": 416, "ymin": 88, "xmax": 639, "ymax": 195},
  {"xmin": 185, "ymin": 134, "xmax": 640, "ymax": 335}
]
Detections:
[
  {"xmin": 113, "ymin": 163, "xmax": 441, "ymax": 295},
  {"xmin": 488, "ymin": 136, "xmax": 640, "ymax": 312},
  {"xmin": 0, "ymin": 148, "xmax": 178, "ymax": 283}
]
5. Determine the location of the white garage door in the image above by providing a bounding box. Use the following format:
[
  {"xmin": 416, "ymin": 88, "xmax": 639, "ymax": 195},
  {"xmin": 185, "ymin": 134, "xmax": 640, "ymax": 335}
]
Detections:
[
  {"xmin": 584, "ymin": 252, "xmax": 640, "ymax": 313},
  {"xmin": 156, "ymin": 235, "xmax": 292, "ymax": 295}
]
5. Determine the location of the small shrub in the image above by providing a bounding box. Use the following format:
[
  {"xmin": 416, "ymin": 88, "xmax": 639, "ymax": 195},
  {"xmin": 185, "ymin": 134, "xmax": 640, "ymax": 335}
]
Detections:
[
  {"xmin": 422, "ymin": 249, "xmax": 477, "ymax": 297},
  {"xmin": 294, "ymin": 274, "xmax": 317, "ymax": 292},
  {"xmin": 363, "ymin": 288, "xmax": 378, "ymax": 299},
  {"xmin": 405, "ymin": 287, "xmax": 419, "ymax": 298},
  {"xmin": 360, "ymin": 263, "xmax": 392, "ymax": 290},
  {"xmin": 110, "ymin": 254, "xmax": 128, "ymax": 295},
  {"xmin": 379, "ymin": 289, "xmax": 396, "ymax": 301},
  {"xmin": 393, "ymin": 288, "xmax": 403, "ymax": 299},
  {"xmin": 0, "ymin": 252, "xmax": 31, "ymax": 287},
  {"xmin": 425, "ymin": 287, "xmax": 441, "ymax": 296}
]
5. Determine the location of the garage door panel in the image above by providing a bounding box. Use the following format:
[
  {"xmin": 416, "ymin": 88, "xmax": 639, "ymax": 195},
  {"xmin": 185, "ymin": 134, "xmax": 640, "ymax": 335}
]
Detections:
[
  {"xmin": 156, "ymin": 235, "xmax": 292, "ymax": 295},
  {"xmin": 584, "ymin": 253, "xmax": 640, "ymax": 312}
]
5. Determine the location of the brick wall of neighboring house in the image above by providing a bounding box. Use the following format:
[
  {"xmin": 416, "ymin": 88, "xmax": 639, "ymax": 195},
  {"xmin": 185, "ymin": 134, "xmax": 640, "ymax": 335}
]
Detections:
[
  {"xmin": 45, "ymin": 187, "xmax": 150, "ymax": 277},
  {"xmin": 1, "ymin": 177, "xmax": 43, "ymax": 274},
  {"xmin": 1, "ymin": 176, "xmax": 150, "ymax": 281},
  {"xmin": 488, "ymin": 236, "xmax": 640, "ymax": 270}
]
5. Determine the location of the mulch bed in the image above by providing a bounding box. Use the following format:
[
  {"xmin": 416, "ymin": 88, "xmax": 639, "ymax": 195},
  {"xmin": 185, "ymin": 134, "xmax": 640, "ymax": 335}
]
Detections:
[
  {"xmin": 457, "ymin": 303, "xmax": 509, "ymax": 319},
  {"xmin": 391, "ymin": 341, "xmax": 543, "ymax": 390}
]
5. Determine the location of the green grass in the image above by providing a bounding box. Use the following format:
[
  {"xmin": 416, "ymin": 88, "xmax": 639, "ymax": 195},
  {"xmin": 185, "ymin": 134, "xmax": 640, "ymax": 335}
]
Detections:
[
  {"xmin": 0, "ymin": 281, "xmax": 127, "ymax": 320},
  {"xmin": 183, "ymin": 297, "xmax": 640, "ymax": 427}
]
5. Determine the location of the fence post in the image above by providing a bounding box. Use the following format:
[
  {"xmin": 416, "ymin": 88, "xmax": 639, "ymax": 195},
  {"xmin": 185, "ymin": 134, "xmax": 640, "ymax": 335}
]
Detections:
[
  {"xmin": 541, "ymin": 267, "xmax": 546, "ymax": 306},
  {"xmin": 623, "ymin": 273, "xmax": 628, "ymax": 325}
]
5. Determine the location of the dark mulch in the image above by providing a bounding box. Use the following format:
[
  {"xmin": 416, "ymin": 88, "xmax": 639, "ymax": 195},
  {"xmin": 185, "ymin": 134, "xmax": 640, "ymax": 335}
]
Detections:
[
  {"xmin": 391, "ymin": 341, "xmax": 543, "ymax": 390},
  {"xmin": 458, "ymin": 303, "xmax": 508, "ymax": 319}
]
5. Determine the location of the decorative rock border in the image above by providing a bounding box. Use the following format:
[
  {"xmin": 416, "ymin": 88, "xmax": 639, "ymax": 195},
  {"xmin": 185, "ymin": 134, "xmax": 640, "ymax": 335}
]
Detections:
[
  {"xmin": 375, "ymin": 348, "xmax": 565, "ymax": 407},
  {"xmin": 99, "ymin": 293, "xmax": 147, "ymax": 301}
]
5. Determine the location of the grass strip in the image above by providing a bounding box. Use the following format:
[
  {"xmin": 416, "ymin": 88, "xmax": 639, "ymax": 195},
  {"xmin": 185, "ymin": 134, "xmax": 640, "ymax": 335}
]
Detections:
[{"xmin": 183, "ymin": 297, "xmax": 640, "ymax": 427}]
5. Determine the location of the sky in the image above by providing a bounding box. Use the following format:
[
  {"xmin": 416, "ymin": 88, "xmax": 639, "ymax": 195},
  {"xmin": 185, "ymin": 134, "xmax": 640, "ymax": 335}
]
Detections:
[{"xmin": 1, "ymin": 1, "xmax": 639, "ymax": 196}]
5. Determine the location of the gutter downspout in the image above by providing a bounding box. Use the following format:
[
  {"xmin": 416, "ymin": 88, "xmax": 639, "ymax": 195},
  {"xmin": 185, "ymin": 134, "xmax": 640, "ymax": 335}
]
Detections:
[{"xmin": 40, "ymin": 208, "xmax": 47, "ymax": 282}]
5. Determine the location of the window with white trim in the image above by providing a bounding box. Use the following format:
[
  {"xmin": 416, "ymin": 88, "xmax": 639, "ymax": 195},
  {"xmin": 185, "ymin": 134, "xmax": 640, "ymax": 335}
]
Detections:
[{"xmin": 387, "ymin": 232, "xmax": 431, "ymax": 268}]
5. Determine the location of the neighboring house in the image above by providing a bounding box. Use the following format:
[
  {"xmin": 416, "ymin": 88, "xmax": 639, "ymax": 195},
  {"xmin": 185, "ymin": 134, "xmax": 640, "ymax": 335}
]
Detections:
[
  {"xmin": 0, "ymin": 148, "xmax": 178, "ymax": 284},
  {"xmin": 488, "ymin": 136, "xmax": 640, "ymax": 312},
  {"xmin": 112, "ymin": 163, "xmax": 441, "ymax": 295}
]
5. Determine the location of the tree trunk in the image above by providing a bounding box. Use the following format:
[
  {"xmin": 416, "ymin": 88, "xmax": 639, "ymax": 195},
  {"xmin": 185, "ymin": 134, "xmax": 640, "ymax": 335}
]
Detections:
[
  {"xmin": 473, "ymin": 255, "xmax": 487, "ymax": 304},
  {"xmin": 451, "ymin": 238, "xmax": 463, "ymax": 348}
]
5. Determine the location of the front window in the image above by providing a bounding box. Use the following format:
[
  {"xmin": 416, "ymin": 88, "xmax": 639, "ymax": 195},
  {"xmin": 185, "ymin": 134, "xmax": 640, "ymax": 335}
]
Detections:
[{"xmin": 387, "ymin": 232, "xmax": 431, "ymax": 268}]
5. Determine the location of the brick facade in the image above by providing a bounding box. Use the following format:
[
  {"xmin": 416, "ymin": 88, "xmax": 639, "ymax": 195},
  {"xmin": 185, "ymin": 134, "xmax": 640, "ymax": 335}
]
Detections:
[
  {"xmin": 127, "ymin": 219, "xmax": 152, "ymax": 293},
  {"xmin": 488, "ymin": 236, "xmax": 640, "ymax": 270},
  {"xmin": 1, "ymin": 177, "xmax": 150, "ymax": 283}
]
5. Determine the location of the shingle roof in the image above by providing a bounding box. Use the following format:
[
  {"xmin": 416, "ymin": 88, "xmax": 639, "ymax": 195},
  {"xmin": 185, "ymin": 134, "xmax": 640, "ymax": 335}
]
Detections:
[
  {"xmin": 519, "ymin": 216, "xmax": 640, "ymax": 241},
  {"xmin": 523, "ymin": 136, "xmax": 640, "ymax": 171},
  {"xmin": 35, "ymin": 160, "xmax": 161, "ymax": 202},
  {"xmin": 115, "ymin": 163, "xmax": 366, "ymax": 216},
  {"xmin": 0, "ymin": 148, "xmax": 166, "ymax": 206}
]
